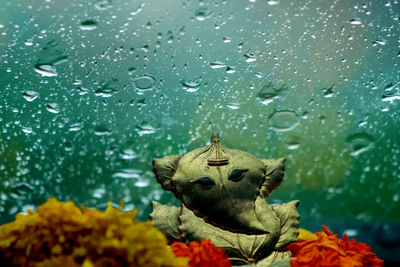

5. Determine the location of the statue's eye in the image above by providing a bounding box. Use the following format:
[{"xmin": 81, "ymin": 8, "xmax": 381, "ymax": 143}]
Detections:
[
  {"xmin": 228, "ymin": 169, "xmax": 248, "ymax": 182},
  {"xmin": 194, "ymin": 177, "xmax": 215, "ymax": 190}
]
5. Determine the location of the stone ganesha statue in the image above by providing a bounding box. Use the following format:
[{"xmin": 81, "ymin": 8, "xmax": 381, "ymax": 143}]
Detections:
[{"xmin": 150, "ymin": 133, "xmax": 299, "ymax": 266}]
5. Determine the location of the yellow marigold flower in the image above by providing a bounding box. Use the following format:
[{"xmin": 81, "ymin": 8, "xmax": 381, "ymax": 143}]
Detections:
[{"xmin": 0, "ymin": 198, "xmax": 188, "ymax": 267}]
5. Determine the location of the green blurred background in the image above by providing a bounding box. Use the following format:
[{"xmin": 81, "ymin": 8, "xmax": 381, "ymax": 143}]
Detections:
[{"xmin": 0, "ymin": 0, "xmax": 399, "ymax": 264}]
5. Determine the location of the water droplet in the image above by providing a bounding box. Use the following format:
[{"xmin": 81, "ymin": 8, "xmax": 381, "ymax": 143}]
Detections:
[
  {"xmin": 92, "ymin": 188, "xmax": 106, "ymax": 199},
  {"xmin": 322, "ymin": 85, "xmax": 335, "ymax": 98},
  {"xmin": 64, "ymin": 141, "xmax": 73, "ymax": 151},
  {"xmin": 226, "ymin": 66, "xmax": 236, "ymax": 74},
  {"xmin": 112, "ymin": 168, "xmax": 143, "ymax": 179},
  {"xmin": 374, "ymin": 39, "xmax": 386, "ymax": 46},
  {"xmin": 343, "ymin": 229, "xmax": 358, "ymax": 237},
  {"xmin": 95, "ymin": 87, "xmax": 118, "ymax": 97},
  {"xmin": 381, "ymin": 81, "xmax": 400, "ymax": 103},
  {"xmin": 287, "ymin": 141, "xmax": 300, "ymax": 150},
  {"xmin": 244, "ymin": 51, "xmax": 256, "ymax": 62},
  {"xmin": 128, "ymin": 66, "xmax": 136, "ymax": 74},
  {"xmin": 12, "ymin": 183, "xmax": 34, "ymax": 195},
  {"xmin": 94, "ymin": 125, "xmax": 112, "ymax": 136},
  {"xmin": 77, "ymin": 86, "xmax": 89, "ymax": 95},
  {"xmin": 120, "ymin": 149, "xmax": 136, "ymax": 160},
  {"xmin": 210, "ymin": 61, "xmax": 226, "ymax": 69},
  {"xmin": 256, "ymin": 83, "xmax": 287, "ymax": 106},
  {"xmin": 226, "ymin": 103, "xmax": 240, "ymax": 110},
  {"xmin": 345, "ymin": 133, "xmax": 374, "ymax": 156},
  {"xmin": 21, "ymin": 126, "xmax": 33, "ymax": 134},
  {"xmin": 34, "ymin": 41, "xmax": 68, "ymax": 77},
  {"xmin": 21, "ymin": 204, "xmax": 36, "ymax": 215},
  {"xmin": 257, "ymin": 92, "xmax": 277, "ymax": 106},
  {"xmin": 79, "ymin": 19, "xmax": 98, "ymax": 31},
  {"xmin": 95, "ymin": 0, "xmax": 112, "ymax": 10},
  {"xmin": 181, "ymin": 79, "xmax": 201, "ymax": 92},
  {"xmin": 350, "ymin": 19, "xmax": 362, "ymax": 25},
  {"xmin": 223, "ymin": 37, "xmax": 231, "ymax": 43},
  {"xmin": 135, "ymin": 124, "xmax": 156, "ymax": 136},
  {"xmin": 382, "ymin": 94, "xmax": 400, "ymax": 103},
  {"xmin": 161, "ymin": 117, "xmax": 176, "ymax": 126},
  {"xmin": 268, "ymin": 110, "xmax": 299, "ymax": 132},
  {"xmin": 46, "ymin": 103, "xmax": 60, "ymax": 114},
  {"xmin": 34, "ymin": 64, "xmax": 58, "ymax": 77},
  {"xmin": 130, "ymin": 2, "xmax": 145, "ymax": 16},
  {"xmin": 134, "ymin": 177, "xmax": 150, "ymax": 188},
  {"xmin": 267, "ymin": 0, "xmax": 279, "ymax": 5},
  {"xmin": 22, "ymin": 90, "xmax": 39, "ymax": 102},
  {"xmin": 120, "ymin": 145, "xmax": 137, "ymax": 160},
  {"xmin": 134, "ymin": 75, "xmax": 155, "ymax": 93},
  {"xmin": 195, "ymin": 7, "xmax": 212, "ymax": 21},
  {"xmin": 255, "ymin": 72, "xmax": 263, "ymax": 78},
  {"xmin": 24, "ymin": 40, "xmax": 33, "ymax": 46},
  {"xmin": 69, "ymin": 122, "xmax": 84, "ymax": 132}
]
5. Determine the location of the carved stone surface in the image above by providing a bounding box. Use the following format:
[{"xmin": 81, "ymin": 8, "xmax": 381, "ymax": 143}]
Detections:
[{"xmin": 150, "ymin": 133, "xmax": 300, "ymax": 266}]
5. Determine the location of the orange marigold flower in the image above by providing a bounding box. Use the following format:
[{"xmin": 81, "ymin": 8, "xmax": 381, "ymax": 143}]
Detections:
[
  {"xmin": 0, "ymin": 197, "xmax": 188, "ymax": 267},
  {"xmin": 286, "ymin": 225, "xmax": 384, "ymax": 267},
  {"xmin": 171, "ymin": 239, "xmax": 232, "ymax": 267}
]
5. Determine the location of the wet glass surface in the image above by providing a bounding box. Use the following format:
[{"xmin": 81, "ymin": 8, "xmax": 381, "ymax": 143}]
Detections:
[{"xmin": 0, "ymin": 0, "xmax": 399, "ymax": 263}]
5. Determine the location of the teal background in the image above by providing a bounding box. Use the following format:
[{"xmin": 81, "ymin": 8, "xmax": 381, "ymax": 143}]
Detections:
[{"xmin": 0, "ymin": 0, "xmax": 399, "ymax": 263}]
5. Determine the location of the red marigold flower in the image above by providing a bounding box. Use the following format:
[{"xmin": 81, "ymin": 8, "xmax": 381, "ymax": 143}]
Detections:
[
  {"xmin": 286, "ymin": 225, "xmax": 384, "ymax": 267},
  {"xmin": 171, "ymin": 239, "xmax": 232, "ymax": 267}
]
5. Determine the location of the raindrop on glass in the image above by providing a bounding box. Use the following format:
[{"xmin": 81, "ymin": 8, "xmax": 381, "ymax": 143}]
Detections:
[
  {"xmin": 223, "ymin": 37, "xmax": 231, "ymax": 43},
  {"xmin": 287, "ymin": 141, "xmax": 300, "ymax": 150},
  {"xmin": 69, "ymin": 122, "xmax": 84, "ymax": 132},
  {"xmin": 226, "ymin": 103, "xmax": 240, "ymax": 110},
  {"xmin": 94, "ymin": 125, "xmax": 112, "ymax": 136},
  {"xmin": 343, "ymin": 229, "xmax": 359, "ymax": 238},
  {"xmin": 95, "ymin": 87, "xmax": 118, "ymax": 97},
  {"xmin": 134, "ymin": 177, "xmax": 150, "ymax": 188},
  {"xmin": 322, "ymin": 85, "xmax": 335, "ymax": 98},
  {"xmin": 345, "ymin": 133, "xmax": 374, "ymax": 156},
  {"xmin": 120, "ymin": 146, "xmax": 137, "ymax": 160},
  {"xmin": 79, "ymin": 19, "xmax": 98, "ymax": 31},
  {"xmin": 381, "ymin": 81, "xmax": 400, "ymax": 103},
  {"xmin": 226, "ymin": 66, "xmax": 236, "ymax": 74},
  {"xmin": 46, "ymin": 103, "xmax": 60, "ymax": 114},
  {"xmin": 21, "ymin": 126, "xmax": 33, "ymax": 134},
  {"xmin": 92, "ymin": 188, "xmax": 106, "ymax": 199},
  {"xmin": 22, "ymin": 91, "xmax": 39, "ymax": 102},
  {"xmin": 195, "ymin": 7, "xmax": 212, "ymax": 21},
  {"xmin": 24, "ymin": 40, "xmax": 33, "ymax": 46},
  {"xmin": 21, "ymin": 204, "xmax": 36, "ymax": 215},
  {"xmin": 34, "ymin": 41, "xmax": 67, "ymax": 77},
  {"xmin": 11, "ymin": 183, "xmax": 34, "ymax": 196},
  {"xmin": 112, "ymin": 168, "xmax": 143, "ymax": 179},
  {"xmin": 350, "ymin": 19, "xmax": 362, "ymax": 25},
  {"xmin": 181, "ymin": 79, "xmax": 201, "ymax": 92},
  {"xmin": 34, "ymin": 64, "xmax": 58, "ymax": 77},
  {"xmin": 95, "ymin": 0, "xmax": 112, "ymax": 10},
  {"xmin": 267, "ymin": 0, "xmax": 279, "ymax": 5},
  {"xmin": 244, "ymin": 51, "xmax": 256, "ymax": 62},
  {"xmin": 134, "ymin": 75, "xmax": 155, "ymax": 92},
  {"xmin": 210, "ymin": 61, "xmax": 226, "ymax": 69},
  {"xmin": 256, "ymin": 83, "xmax": 287, "ymax": 106},
  {"xmin": 135, "ymin": 124, "xmax": 156, "ymax": 136},
  {"xmin": 268, "ymin": 110, "xmax": 299, "ymax": 132}
]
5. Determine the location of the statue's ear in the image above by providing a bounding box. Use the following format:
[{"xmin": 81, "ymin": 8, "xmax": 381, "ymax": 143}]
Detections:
[
  {"xmin": 261, "ymin": 158, "xmax": 285, "ymax": 193},
  {"xmin": 152, "ymin": 155, "xmax": 182, "ymax": 191}
]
